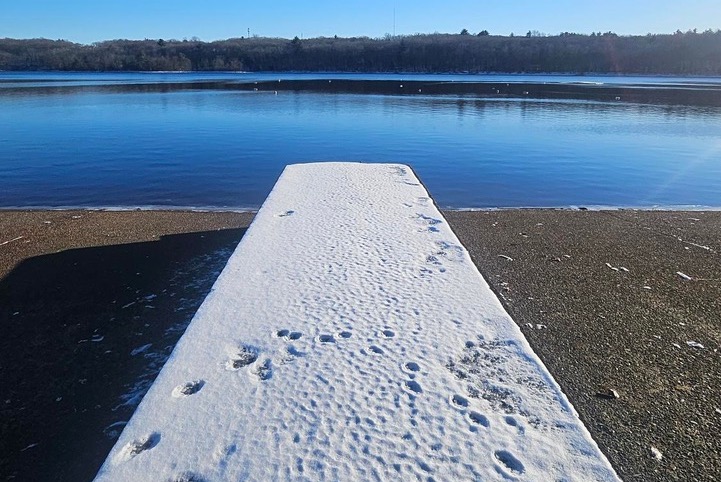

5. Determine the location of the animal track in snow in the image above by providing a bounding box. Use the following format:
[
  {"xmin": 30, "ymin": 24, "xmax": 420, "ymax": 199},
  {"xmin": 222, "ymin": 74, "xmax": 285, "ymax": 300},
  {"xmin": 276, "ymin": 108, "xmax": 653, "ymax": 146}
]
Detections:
[
  {"xmin": 167, "ymin": 471, "xmax": 207, "ymax": 482},
  {"xmin": 451, "ymin": 394, "xmax": 469, "ymax": 409},
  {"xmin": 172, "ymin": 380, "xmax": 205, "ymax": 398},
  {"xmin": 390, "ymin": 166, "xmax": 408, "ymax": 176},
  {"xmin": 367, "ymin": 345, "xmax": 384, "ymax": 355},
  {"xmin": 415, "ymin": 213, "xmax": 442, "ymax": 224},
  {"xmin": 447, "ymin": 337, "xmax": 553, "ymax": 427},
  {"xmin": 287, "ymin": 345, "xmax": 305, "ymax": 357},
  {"xmin": 381, "ymin": 329, "xmax": 395, "ymax": 338},
  {"xmin": 280, "ymin": 345, "xmax": 305, "ymax": 364},
  {"xmin": 425, "ymin": 242, "xmax": 465, "ymax": 274},
  {"xmin": 434, "ymin": 241, "xmax": 465, "ymax": 263},
  {"xmin": 402, "ymin": 362, "xmax": 420, "ymax": 374},
  {"xmin": 426, "ymin": 254, "xmax": 443, "ymax": 266},
  {"xmin": 252, "ymin": 359, "xmax": 273, "ymax": 381},
  {"xmin": 225, "ymin": 345, "xmax": 259, "ymax": 371},
  {"xmin": 114, "ymin": 432, "xmax": 160, "ymax": 464},
  {"xmin": 403, "ymin": 380, "xmax": 423, "ymax": 394},
  {"xmin": 414, "ymin": 213, "xmax": 443, "ymax": 233},
  {"xmin": 276, "ymin": 329, "xmax": 302, "ymax": 340},
  {"xmin": 213, "ymin": 443, "xmax": 237, "ymax": 469},
  {"xmin": 469, "ymin": 411, "xmax": 490, "ymax": 427},
  {"xmin": 505, "ymin": 415, "xmax": 525, "ymax": 433},
  {"xmin": 338, "ymin": 331, "xmax": 352, "ymax": 339},
  {"xmin": 317, "ymin": 334, "xmax": 335, "ymax": 344},
  {"xmin": 417, "ymin": 460, "xmax": 433, "ymax": 473},
  {"xmin": 494, "ymin": 450, "xmax": 525, "ymax": 476},
  {"xmin": 419, "ymin": 267, "xmax": 435, "ymax": 278}
]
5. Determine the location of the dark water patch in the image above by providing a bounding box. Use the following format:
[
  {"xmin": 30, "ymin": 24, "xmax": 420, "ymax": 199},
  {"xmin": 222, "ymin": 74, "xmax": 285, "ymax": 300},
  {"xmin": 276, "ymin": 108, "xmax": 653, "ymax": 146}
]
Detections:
[
  {"xmin": 5, "ymin": 77, "xmax": 721, "ymax": 107},
  {"xmin": 245, "ymin": 79, "xmax": 721, "ymax": 107}
]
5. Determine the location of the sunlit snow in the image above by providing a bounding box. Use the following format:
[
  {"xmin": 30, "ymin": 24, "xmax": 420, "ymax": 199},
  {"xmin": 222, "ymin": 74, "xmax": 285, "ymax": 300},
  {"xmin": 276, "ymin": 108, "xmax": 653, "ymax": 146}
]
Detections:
[{"xmin": 95, "ymin": 163, "xmax": 619, "ymax": 481}]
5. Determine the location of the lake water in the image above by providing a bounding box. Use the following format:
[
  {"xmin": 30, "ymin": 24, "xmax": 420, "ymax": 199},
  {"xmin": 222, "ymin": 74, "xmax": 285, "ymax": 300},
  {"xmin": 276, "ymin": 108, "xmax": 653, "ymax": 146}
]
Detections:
[{"xmin": 2, "ymin": 72, "xmax": 721, "ymax": 209}]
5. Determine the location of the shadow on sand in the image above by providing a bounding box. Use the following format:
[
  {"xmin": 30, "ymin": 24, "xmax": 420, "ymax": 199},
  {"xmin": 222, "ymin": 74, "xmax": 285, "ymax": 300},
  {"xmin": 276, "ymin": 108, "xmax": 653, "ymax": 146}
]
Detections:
[{"xmin": 0, "ymin": 227, "xmax": 247, "ymax": 481}]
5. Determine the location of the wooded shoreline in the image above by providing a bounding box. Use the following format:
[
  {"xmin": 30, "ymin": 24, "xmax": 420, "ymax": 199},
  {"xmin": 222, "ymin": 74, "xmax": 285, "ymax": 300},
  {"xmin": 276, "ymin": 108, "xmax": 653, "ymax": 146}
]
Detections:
[{"xmin": 2, "ymin": 30, "xmax": 720, "ymax": 74}]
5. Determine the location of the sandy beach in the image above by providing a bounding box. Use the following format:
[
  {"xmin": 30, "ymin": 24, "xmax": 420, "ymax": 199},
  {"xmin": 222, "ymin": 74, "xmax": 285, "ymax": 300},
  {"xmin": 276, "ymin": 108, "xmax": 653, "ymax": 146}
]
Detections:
[{"xmin": 1, "ymin": 209, "xmax": 719, "ymax": 481}]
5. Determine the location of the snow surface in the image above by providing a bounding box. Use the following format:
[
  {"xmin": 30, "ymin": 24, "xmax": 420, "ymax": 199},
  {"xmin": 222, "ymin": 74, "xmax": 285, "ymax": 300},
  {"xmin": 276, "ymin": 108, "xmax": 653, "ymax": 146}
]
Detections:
[{"xmin": 95, "ymin": 163, "xmax": 619, "ymax": 481}]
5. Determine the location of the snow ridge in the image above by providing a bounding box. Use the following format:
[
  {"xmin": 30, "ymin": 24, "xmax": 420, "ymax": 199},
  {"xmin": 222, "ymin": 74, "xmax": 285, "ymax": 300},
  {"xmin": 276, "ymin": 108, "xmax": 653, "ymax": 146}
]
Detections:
[{"xmin": 95, "ymin": 163, "xmax": 619, "ymax": 481}]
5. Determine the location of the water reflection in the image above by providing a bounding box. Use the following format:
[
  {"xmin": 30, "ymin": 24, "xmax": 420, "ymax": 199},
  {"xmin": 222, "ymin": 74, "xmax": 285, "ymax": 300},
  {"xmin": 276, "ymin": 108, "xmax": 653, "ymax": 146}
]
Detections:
[{"xmin": 1, "ymin": 75, "xmax": 721, "ymax": 209}]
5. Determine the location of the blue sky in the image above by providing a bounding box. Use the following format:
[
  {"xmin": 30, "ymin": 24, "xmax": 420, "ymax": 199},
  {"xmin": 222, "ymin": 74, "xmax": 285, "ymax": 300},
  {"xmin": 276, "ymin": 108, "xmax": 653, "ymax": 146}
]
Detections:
[{"xmin": 2, "ymin": 0, "xmax": 719, "ymax": 43}]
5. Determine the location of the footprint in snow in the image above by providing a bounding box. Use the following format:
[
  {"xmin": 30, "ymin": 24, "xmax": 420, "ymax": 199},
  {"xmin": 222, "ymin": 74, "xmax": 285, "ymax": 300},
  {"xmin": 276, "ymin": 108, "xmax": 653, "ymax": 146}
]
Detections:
[
  {"xmin": 225, "ymin": 345, "xmax": 259, "ymax": 371},
  {"xmin": 252, "ymin": 359, "xmax": 273, "ymax": 381},
  {"xmin": 338, "ymin": 331, "xmax": 352, "ymax": 339},
  {"xmin": 287, "ymin": 345, "xmax": 305, "ymax": 357},
  {"xmin": 276, "ymin": 329, "xmax": 302, "ymax": 340},
  {"xmin": 450, "ymin": 394, "xmax": 469, "ymax": 409},
  {"xmin": 114, "ymin": 432, "xmax": 160, "ymax": 464},
  {"xmin": 277, "ymin": 210, "xmax": 295, "ymax": 217},
  {"xmin": 401, "ymin": 362, "xmax": 421, "ymax": 374},
  {"xmin": 494, "ymin": 450, "xmax": 525, "ymax": 476},
  {"xmin": 505, "ymin": 416, "xmax": 525, "ymax": 433},
  {"xmin": 367, "ymin": 345, "xmax": 384, "ymax": 355},
  {"xmin": 403, "ymin": 380, "xmax": 423, "ymax": 395},
  {"xmin": 214, "ymin": 443, "xmax": 238, "ymax": 469},
  {"xmin": 417, "ymin": 460, "xmax": 433, "ymax": 473},
  {"xmin": 317, "ymin": 334, "xmax": 335, "ymax": 344},
  {"xmin": 414, "ymin": 214, "xmax": 442, "ymax": 233},
  {"xmin": 172, "ymin": 380, "xmax": 205, "ymax": 398},
  {"xmin": 433, "ymin": 241, "xmax": 465, "ymax": 264},
  {"xmin": 166, "ymin": 472, "xmax": 207, "ymax": 482},
  {"xmin": 426, "ymin": 254, "xmax": 442, "ymax": 266},
  {"xmin": 469, "ymin": 411, "xmax": 490, "ymax": 428},
  {"xmin": 380, "ymin": 329, "xmax": 395, "ymax": 338},
  {"xmin": 280, "ymin": 345, "xmax": 306, "ymax": 365}
]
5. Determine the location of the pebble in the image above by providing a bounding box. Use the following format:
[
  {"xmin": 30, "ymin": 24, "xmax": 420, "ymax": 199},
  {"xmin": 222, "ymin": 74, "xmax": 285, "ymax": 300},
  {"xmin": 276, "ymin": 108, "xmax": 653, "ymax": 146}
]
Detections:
[
  {"xmin": 651, "ymin": 446, "xmax": 663, "ymax": 461},
  {"xmin": 596, "ymin": 388, "xmax": 620, "ymax": 400}
]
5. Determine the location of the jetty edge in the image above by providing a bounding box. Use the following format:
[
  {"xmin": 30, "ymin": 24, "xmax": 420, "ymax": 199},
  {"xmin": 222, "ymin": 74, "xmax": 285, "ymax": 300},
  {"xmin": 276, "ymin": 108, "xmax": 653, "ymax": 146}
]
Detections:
[{"xmin": 95, "ymin": 162, "xmax": 620, "ymax": 481}]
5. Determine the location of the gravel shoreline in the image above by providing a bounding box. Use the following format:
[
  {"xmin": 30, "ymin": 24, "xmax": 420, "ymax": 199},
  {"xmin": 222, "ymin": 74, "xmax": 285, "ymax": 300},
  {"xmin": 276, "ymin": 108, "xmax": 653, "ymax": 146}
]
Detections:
[
  {"xmin": 1, "ymin": 209, "xmax": 719, "ymax": 481},
  {"xmin": 445, "ymin": 210, "xmax": 721, "ymax": 482},
  {"xmin": 0, "ymin": 211, "xmax": 254, "ymax": 481}
]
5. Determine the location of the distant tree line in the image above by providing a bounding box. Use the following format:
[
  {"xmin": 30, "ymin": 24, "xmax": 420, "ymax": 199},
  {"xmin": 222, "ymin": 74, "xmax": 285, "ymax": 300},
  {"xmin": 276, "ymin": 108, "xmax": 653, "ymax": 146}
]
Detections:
[{"xmin": 1, "ymin": 30, "xmax": 720, "ymax": 74}]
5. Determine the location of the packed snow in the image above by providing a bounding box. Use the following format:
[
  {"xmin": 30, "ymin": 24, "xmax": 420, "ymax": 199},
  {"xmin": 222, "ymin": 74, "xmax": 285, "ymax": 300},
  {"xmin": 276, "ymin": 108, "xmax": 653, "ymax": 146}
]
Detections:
[{"xmin": 95, "ymin": 163, "xmax": 619, "ymax": 481}]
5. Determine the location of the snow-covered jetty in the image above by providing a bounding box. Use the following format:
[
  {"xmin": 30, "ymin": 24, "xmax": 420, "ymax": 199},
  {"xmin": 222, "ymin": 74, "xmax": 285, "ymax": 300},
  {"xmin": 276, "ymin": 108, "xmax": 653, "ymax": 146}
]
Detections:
[{"xmin": 96, "ymin": 163, "xmax": 619, "ymax": 481}]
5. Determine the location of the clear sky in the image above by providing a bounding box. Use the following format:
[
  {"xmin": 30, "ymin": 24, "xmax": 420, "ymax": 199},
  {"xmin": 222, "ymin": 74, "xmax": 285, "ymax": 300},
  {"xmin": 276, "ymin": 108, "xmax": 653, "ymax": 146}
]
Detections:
[{"xmin": 2, "ymin": 0, "xmax": 719, "ymax": 44}]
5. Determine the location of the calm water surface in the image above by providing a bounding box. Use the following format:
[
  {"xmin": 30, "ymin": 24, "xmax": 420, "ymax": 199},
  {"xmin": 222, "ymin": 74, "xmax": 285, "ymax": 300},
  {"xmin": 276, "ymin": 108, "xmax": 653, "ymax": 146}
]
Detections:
[{"xmin": 2, "ymin": 72, "xmax": 720, "ymax": 208}]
